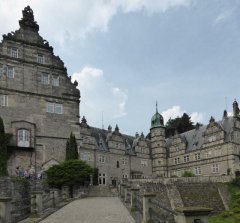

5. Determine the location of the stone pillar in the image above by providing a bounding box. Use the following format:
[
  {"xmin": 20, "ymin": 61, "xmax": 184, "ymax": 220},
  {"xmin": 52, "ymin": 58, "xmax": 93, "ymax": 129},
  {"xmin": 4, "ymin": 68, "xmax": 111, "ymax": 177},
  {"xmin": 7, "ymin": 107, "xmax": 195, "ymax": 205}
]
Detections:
[
  {"xmin": 120, "ymin": 184, "xmax": 126, "ymax": 198},
  {"xmin": 90, "ymin": 174, "xmax": 93, "ymax": 186},
  {"xmin": 31, "ymin": 191, "xmax": 43, "ymax": 215},
  {"xmin": 0, "ymin": 197, "xmax": 11, "ymax": 223},
  {"xmin": 124, "ymin": 186, "xmax": 130, "ymax": 203},
  {"xmin": 50, "ymin": 189, "xmax": 58, "ymax": 208},
  {"xmin": 130, "ymin": 188, "xmax": 140, "ymax": 210},
  {"xmin": 62, "ymin": 186, "xmax": 69, "ymax": 200},
  {"xmin": 142, "ymin": 193, "xmax": 156, "ymax": 223}
]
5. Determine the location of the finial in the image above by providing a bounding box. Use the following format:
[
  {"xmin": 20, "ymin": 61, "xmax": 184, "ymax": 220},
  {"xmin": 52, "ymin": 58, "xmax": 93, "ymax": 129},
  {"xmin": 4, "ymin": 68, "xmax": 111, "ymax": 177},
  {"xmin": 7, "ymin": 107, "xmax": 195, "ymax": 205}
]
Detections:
[
  {"xmin": 108, "ymin": 125, "xmax": 112, "ymax": 132},
  {"xmin": 115, "ymin": 124, "xmax": 119, "ymax": 132},
  {"xmin": 156, "ymin": 101, "xmax": 158, "ymax": 113},
  {"xmin": 19, "ymin": 6, "xmax": 39, "ymax": 32},
  {"xmin": 81, "ymin": 116, "xmax": 87, "ymax": 124},
  {"xmin": 209, "ymin": 116, "xmax": 215, "ymax": 123}
]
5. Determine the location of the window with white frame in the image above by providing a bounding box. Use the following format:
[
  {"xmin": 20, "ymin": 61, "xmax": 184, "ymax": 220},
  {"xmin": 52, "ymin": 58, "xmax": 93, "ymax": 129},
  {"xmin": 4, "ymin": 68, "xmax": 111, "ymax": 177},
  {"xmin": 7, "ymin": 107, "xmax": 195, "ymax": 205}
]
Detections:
[
  {"xmin": 11, "ymin": 47, "xmax": 18, "ymax": 58},
  {"xmin": 208, "ymin": 135, "xmax": 216, "ymax": 142},
  {"xmin": 41, "ymin": 73, "xmax": 49, "ymax": 84},
  {"xmin": 194, "ymin": 167, "xmax": 201, "ymax": 175},
  {"xmin": 174, "ymin": 158, "xmax": 178, "ymax": 165},
  {"xmin": 18, "ymin": 129, "xmax": 30, "ymax": 147},
  {"xmin": 141, "ymin": 159, "xmax": 148, "ymax": 166},
  {"xmin": 81, "ymin": 152, "xmax": 91, "ymax": 161},
  {"xmin": 122, "ymin": 157, "xmax": 126, "ymax": 165},
  {"xmin": 212, "ymin": 164, "xmax": 219, "ymax": 173},
  {"xmin": 46, "ymin": 102, "xmax": 63, "ymax": 114},
  {"xmin": 54, "ymin": 103, "xmax": 63, "ymax": 114},
  {"xmin": 7, "ymin": 66, "xmax": 14, "ymax": 78},
  {"xmin": 194, "ymin": 153, "xmax": 200, "ymax": 160},
  {"xmin": 122, "ymin": 174, "xmax": 128, "ymax": 179},
  {"xmin": 52, "ymin": 76, "xmax": 59, "ymax": 86},
  {"xmin": 37, "ymin": 54, "xmax": 45, "ymax": 64},
  {"xmin": 183, "ymin": 155, "xmax": 189, "ymax": 163},
  {"xmin": 98, "ymin": 155, "xmax": 106, "ymax": 163},
  {"xmin": 0, "ymin": 64, "xmax": 3, "ymax": 76},
  {"xmin": 0, "ymin": 95, "xmax": 8, "ymax": 107}
]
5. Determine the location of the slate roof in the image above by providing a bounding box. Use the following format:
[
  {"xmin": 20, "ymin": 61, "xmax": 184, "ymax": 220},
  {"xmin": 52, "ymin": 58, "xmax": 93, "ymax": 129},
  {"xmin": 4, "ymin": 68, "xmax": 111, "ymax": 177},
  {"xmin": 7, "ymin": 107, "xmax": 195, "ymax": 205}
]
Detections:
[{"xmin": 85, "ymin": 116, "xmax": 236, "ymax": 155}]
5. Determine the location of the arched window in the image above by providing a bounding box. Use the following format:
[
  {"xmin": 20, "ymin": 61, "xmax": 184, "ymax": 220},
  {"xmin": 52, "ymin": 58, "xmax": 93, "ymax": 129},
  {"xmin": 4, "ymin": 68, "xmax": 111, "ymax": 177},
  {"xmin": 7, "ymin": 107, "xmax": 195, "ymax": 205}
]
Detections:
[
  {"xmin": 18, "ymin": 129, "xmax": 30, "ymax": 147},
  {"xmin": 116, "ymin": 161, "xmax": 119, "ymax": 168}
]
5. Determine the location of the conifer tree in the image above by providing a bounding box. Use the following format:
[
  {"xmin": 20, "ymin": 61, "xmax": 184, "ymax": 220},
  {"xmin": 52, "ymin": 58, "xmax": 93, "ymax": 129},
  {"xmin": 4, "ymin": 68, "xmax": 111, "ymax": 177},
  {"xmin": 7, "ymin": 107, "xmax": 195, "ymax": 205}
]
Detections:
[
  {"xmin": 65, "ymin": 133, "xmax": 78, "ymax": 160},
  {"xmin": 0, "ymin": 116, "xmax": 10, "ymax": 176}
]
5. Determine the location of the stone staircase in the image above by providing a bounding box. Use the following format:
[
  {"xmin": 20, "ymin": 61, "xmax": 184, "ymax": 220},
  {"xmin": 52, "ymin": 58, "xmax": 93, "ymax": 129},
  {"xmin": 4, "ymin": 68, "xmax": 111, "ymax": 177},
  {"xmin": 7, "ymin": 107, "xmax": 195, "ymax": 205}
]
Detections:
[{"xmin": 88, "ymin": 186, "xmax": 118, "ymax": 197}]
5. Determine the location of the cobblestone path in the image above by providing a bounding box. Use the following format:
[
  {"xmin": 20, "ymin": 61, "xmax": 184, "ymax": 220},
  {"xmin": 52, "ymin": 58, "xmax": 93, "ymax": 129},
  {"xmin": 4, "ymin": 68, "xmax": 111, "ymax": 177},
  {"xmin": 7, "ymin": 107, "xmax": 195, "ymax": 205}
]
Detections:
[{"xmin": 40, "ymin": 197, "xmax": 135, "ymax": 223}]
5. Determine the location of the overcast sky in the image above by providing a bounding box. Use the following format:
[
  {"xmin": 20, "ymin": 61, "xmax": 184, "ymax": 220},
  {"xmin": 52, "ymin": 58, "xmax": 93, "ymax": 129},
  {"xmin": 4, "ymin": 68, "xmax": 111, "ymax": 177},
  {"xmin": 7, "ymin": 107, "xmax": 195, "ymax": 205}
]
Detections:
[{"xmin": 1, "ymin": 0, "xmax": 240, "ymax": 135}]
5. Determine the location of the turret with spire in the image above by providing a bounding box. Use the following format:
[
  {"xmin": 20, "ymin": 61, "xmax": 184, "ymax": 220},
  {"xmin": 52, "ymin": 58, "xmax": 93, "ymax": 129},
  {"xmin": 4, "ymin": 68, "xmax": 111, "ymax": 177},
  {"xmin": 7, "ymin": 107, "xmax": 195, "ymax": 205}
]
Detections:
[{"xmin": 150, "ymin": 101, "xmax": 167, "ymax": 177}]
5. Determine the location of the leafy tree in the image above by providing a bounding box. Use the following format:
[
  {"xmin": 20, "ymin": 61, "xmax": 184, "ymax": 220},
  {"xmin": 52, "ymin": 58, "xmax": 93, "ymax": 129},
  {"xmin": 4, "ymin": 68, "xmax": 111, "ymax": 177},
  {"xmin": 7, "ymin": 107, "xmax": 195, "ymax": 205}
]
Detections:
[
  {"xmin": 45, "ymin": 160, "xmax": 93, "ymax": 188},
  {"xmin": 0, "ymin": 116, "xmax": 11, "ymax": 176},
  {"xmin": 166, "ymin": 113, "xmax": 195, "ymax": 137},
  {"xmin": 65, "ymin": 133, "xmax": 78, "ymax": 160}
]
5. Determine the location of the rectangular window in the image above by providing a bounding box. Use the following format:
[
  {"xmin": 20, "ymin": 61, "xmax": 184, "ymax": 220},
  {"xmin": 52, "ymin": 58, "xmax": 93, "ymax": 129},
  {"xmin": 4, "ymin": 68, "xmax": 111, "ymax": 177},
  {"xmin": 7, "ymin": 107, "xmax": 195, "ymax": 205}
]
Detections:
[
  {"xmin": 195, "ymin": 167, "xmax": 201, "ymax": 175},
  {"xmin": 41, "ymin": 73, "xmax": 49, "ymax": 84},
  {"xmin": 122, "ymin": 158, "xmax": 126, "ymax": 165},
  {"xmin": 122, "ymin": 174, "xmax": 128, "ymax": 179},
  {"xmin": 47, "ymin": 102, "xmax": 54, "ymax": 113},
  {"xmin": 7, "ymin": 66, "xmax": 14, "ymax": 78},
  {"xmin": 141, "ymin": 159, "xmax": 148, "ymax": 167},
  {"xmin": 195, "ymin": 153, "xmax": 200, "ymax": 160},
  {"xmin": 0, "ymin": 64, "xmax": 3, "ymax": 75},
  {"xmin": 183, "ymin": 155, "xmax": 189, "ymax": 163},
  {"xmin": 174, "ymin": 158, "xmax": 177, "ymax": 165},
  {"xmin": 46, "ymin": 102, "xmax": 63, "ymax": 114},
  {"xmin": 212, "ymin": 164, "xmax": 219, "ymax": 173},
  {"xmin": 54, "ymin": 103, "xmax": 63, "ymax": 114},
  {"xmin": 37, "ymin": 54, "xmax": 45, "ymax": 64},
  {"xmin": 99, "ymin": 155, "xmax": 105, "ymax": 163},
  {"xmin": 0, "ymin": 95, "xmax": 8, "ymax": 107},
  {"xmin": 52, "ymin": 76, "xmax": 59, "ymax": 86},
  {"xmin": 11, "ymin": 47, "xmax": 18, "ymax": 58}
]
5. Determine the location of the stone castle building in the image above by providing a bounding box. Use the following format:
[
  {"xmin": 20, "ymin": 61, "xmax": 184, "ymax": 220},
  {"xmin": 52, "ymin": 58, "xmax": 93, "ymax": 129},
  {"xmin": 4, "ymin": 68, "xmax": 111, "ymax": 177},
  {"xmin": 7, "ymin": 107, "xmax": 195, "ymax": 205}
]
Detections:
[{"xmin": 1, "ymin": 6, "xmax": 240, "ymax": 185}]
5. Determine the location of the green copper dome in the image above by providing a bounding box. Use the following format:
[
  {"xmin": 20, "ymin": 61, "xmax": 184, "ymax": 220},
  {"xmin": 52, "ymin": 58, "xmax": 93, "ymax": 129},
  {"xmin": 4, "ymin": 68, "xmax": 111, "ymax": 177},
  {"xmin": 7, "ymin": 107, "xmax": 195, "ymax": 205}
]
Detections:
[{"xmin": 151, "ymin": 103, "xmax": 164, "ymax": 128}]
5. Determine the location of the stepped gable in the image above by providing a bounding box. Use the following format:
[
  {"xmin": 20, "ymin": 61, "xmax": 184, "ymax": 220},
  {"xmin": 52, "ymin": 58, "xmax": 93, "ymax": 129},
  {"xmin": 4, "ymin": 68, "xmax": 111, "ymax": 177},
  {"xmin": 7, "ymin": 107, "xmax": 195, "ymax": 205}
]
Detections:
[
  {"xmin": 165, "ymin": 116, "xmax": 235, "ymax": 152},
  {"xmin": 90, "ymin": 126, "xmax": 135, "ymax": 153}
]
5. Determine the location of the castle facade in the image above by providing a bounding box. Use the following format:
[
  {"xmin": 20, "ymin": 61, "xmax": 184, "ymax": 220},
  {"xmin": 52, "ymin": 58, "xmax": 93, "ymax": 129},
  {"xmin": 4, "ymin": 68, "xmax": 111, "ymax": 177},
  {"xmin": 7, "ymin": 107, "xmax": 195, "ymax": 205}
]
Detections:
[{"xmin": 1, "ymin": 7, "xmax": 239, "ymax": 185}]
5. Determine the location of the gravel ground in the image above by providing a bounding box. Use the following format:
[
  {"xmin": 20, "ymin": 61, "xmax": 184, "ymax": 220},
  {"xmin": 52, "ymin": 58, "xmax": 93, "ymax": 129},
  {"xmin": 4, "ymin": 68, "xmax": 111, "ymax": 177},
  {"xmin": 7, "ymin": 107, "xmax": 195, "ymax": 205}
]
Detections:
[{"xmin": 40, "ymin": 197, "xmax": 135, "ymax": 223}]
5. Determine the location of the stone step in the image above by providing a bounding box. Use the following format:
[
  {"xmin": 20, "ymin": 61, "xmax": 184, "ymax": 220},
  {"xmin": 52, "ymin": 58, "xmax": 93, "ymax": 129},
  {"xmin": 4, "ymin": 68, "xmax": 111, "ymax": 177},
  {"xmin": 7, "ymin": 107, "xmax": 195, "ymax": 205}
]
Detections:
[{"xmin": 88, "ymin": 186, "xmax": 118, "ymax": 197}]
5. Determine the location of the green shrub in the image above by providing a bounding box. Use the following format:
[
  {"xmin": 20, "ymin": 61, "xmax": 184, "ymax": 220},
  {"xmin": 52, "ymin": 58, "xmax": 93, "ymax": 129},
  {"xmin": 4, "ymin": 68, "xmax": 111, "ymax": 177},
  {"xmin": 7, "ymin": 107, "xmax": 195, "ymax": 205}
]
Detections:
[{"xmin": 182, "ymin": 171, "xmax": 195, "ymax": 177}]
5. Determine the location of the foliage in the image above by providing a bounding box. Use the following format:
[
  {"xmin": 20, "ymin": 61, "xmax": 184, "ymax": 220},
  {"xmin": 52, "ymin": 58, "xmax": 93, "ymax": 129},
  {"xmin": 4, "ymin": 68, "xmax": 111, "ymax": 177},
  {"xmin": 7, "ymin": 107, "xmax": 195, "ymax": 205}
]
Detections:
[
  {"xmin": 182, "ymin": 171, "xmax": 195, "ymax": 177},
  {"xmin": 65, "ymin": 132, "xmax": 78, "ymax": 160},
  {"xmin": 0, "ymin": 116, "xmax": 11, "ymax": 176},
  {"xmin": 165, "ymin": 113, "xmax": 196, "ymax": 138},
  {"xmin": 209, "ymin": 179, "xmax": 240, "ymax": 223},
  {"xmin": 45, "ymin": 160, "xmax": 93, "ymax": 188}
]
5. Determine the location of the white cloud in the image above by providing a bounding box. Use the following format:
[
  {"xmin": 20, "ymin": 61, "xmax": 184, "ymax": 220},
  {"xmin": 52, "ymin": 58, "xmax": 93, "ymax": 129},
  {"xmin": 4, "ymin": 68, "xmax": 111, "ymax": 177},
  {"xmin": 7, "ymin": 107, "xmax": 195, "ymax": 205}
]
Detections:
[
  {"xmin": 72, "ymin": 66, "xmax": 128, "ymax": 127},
  {"xmin": 161, "ymin": 105, "xmax": 203, "ymax": 124},
  {"xmin": 0, "ymin": 0, "xmax": 191, "ymax": 45},
  {"xmin": 214, "ymin": 9, "xmax": 233, "ymax": 25}
]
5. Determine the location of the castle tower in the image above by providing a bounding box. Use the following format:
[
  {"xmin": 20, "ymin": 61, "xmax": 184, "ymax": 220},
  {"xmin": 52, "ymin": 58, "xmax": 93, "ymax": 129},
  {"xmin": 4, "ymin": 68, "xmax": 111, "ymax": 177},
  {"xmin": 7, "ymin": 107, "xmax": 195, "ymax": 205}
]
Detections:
[{"xmin": 150, "ymin": 103, "xmax": 167, "ymax": 177}]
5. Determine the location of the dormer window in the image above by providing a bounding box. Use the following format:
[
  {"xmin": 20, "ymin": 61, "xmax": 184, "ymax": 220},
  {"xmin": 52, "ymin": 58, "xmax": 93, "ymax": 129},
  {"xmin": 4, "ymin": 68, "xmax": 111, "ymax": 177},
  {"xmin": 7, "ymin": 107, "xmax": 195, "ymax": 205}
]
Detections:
[
  {"xmin": 11, "ymin": 47, "xmax": 18, "ymax": 58},
  {"xmin": 37, "ymin": 54, "xmax": 45, "ymax": 64},
  {"xmin": 18, "ymin": 129, "xmax": 30, "ymax": 147}
]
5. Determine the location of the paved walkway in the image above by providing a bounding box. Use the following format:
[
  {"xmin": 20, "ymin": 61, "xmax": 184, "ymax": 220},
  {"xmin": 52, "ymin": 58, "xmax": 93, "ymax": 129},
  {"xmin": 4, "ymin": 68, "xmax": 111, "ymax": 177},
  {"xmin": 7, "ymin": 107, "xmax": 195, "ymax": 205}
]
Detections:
[{"xmin": 40, "ymin": 197, "xmax": 135, "ymax": 223}]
